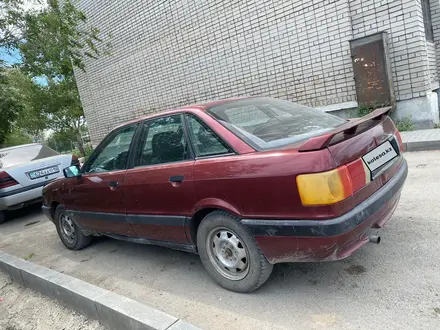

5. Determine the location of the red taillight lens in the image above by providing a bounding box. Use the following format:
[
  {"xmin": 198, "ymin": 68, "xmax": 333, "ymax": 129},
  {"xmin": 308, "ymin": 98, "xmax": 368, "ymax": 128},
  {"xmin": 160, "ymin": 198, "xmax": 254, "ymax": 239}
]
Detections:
[
  {"xmin": 395, "ymin": 131, "xmax": 404, "ymax": 152},
  {"xmin": 0, "ymin": 171, "xmax": 19, "ymax": 189},
  {"xmin": 346, "ymin": 158, "xmax": 371, "ymax": 192}
]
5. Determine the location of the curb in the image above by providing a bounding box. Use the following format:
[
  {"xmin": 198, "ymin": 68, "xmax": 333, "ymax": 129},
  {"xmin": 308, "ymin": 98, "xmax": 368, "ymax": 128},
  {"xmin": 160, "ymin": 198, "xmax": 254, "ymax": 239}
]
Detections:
[
  {"xmin": 403, "ymin": 140, "xmax": 440, "ymax": 152},
  {"xmin": 0, "ymin": 251, "xmax": 202, "ymax": 330}
]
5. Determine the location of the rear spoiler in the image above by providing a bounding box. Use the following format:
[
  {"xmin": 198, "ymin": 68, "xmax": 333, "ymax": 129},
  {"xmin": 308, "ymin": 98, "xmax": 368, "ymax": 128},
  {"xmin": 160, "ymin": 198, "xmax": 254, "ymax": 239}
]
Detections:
[{"xmin": 298, "ymin": 106, "xmax": 392, "ymax": 152}]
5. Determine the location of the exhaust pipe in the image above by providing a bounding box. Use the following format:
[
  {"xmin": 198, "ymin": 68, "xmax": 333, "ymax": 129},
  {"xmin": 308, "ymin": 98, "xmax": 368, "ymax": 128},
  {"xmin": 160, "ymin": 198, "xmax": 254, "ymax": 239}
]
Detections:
[{"xmin": 369, "ymin": 235, "xmax": 381, "ymax": 244}]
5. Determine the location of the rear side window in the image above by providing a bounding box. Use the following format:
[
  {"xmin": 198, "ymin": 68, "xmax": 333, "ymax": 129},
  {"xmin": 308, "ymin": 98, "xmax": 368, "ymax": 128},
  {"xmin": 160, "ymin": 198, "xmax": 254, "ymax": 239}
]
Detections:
[
  {"xmin": 186, "ymin": 114, "xmax": 231, "ymax": 157},
  {"xmin": 208, "ymin": 97, "xmax": 346, "ymax": 150},
  {"xmin": 0, "ymin": 144, "xmax": 59, "ymax": 169},
  {"xmin": 136, "ymin": 115, "xmax": 189, "ymax": 167}
]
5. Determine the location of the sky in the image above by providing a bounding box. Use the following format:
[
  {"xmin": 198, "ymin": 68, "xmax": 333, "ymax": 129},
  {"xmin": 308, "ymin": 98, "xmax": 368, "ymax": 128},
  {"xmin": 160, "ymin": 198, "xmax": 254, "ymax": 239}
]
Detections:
[
  {"xmin": 0, "ymin": 0, "xmax": 46, "ymax": 65},
  {"xmin": 0, "ymin": 47, "xmax": 21, "ymax": 64}
]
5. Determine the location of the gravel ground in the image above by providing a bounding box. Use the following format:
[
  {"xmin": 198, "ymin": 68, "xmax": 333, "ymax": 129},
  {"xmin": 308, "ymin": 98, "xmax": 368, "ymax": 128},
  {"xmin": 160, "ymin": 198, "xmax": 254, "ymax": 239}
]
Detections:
[
  {"xmin": 0, "ymin": 271, "xmax": 104, "ymax": 330},
  {"xmin": 1, "ymin": 151, "xmax": 440, "ymax": 329}
]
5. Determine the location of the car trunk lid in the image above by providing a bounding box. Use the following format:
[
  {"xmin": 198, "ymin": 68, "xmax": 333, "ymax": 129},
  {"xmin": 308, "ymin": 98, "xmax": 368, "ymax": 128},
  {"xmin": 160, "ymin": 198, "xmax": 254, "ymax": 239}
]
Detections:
[
  {"xmin": 3, "ymin": 154, "xmax": 72, "ymax": 187},
  {"xmin": 298, "ymin": 106, "xmax": 402, "ymax": 201}
]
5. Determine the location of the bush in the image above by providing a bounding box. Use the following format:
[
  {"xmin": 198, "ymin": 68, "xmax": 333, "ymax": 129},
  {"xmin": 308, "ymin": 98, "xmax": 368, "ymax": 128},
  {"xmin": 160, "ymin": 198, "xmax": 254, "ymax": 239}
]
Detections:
[
  {"xmin": 356, "ymin": 104, "xmax": 375, "ymax": 117},
  {"xmin": 355, "ymin": 102, "xmax": 389, "ymax": 117},
  {"xmin": 71, "ymin": 144, "xmax": 93, "ymax": 158},
  {"xmin": 395, "ymin": 116, "xmax": 414, "ymax": 132}
]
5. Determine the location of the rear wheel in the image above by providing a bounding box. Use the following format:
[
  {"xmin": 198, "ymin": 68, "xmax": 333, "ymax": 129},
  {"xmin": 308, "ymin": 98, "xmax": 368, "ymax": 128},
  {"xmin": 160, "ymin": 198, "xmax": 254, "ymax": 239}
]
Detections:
[
  {"xmin": 197, "ymin": 210, "xmax": 273, "ymax": 293},
  {"xmin": 55, "ymin": 205, "xmax": 92, "ymax": 250},
  {"xmin": 0, "ymin": 211, "xmax": 5, "ymax": 224}
]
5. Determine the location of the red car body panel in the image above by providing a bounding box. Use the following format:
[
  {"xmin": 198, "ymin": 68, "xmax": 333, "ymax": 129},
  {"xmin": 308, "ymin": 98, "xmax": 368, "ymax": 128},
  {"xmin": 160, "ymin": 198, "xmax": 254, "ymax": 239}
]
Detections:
[
  {"xmin": 122, "ymin": 160, "xmax": 195, "ymax": 244},
  {"xmin": 42, "ymin": 97, "xmax": 407, "ymax": 264},
  {"xmin": 60, "ymin": 170, "xmax": 133, "ymax": 236}
]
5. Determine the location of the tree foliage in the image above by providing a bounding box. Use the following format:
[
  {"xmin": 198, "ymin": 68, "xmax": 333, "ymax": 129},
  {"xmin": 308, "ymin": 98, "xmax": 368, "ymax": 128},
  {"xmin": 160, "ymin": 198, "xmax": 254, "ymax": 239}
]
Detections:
[
  {"xmin": 0, "ymin": 0, "xmax": 108, "ymax": 153},
  {"xmin": 0, "ymin": 67, "xmax": 25, "ymax": 145},
  {"xmin": 2, "ymin": 129, "xmax": 32, "ymax": 147},
  {"xmin": 1, "ymin": 0, "xmax": 108, "ymax": 78}
]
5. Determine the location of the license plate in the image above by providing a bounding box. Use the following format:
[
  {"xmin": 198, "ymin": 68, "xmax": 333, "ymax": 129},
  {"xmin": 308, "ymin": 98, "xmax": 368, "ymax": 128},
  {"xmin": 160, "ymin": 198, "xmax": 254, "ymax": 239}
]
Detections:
[
  {"xmin": 362, "ymin": 141, "xmax": 398, "ymax": 172},
  {"xmin": 29, "ymin": 166, "xmax": 60, "ymax": 180}
]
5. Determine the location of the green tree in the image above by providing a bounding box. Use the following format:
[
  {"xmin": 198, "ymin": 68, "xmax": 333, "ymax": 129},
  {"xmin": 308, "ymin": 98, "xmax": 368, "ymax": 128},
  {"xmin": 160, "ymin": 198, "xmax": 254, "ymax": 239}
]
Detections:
[
  {"xmin": 1, "ymin": 0, "xmax": 109, "ymax": 153},
  {"xmin": 0, "ymin": 66, "xmax": 25, "ymax": 146},
  {"xmin": 6, "ymin": 68, "xmax": 48, "ymax": 137},
  {"xmin": 47, "ymin": 129, "xmax": 77, "ymax": 153},
  {"xmin": 2, "ymin": 129, "xmax": 32, "ymax": 146}
]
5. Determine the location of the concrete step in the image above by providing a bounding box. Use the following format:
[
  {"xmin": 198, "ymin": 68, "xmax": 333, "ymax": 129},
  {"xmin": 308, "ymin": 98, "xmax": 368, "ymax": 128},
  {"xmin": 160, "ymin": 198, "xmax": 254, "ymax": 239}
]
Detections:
[{"xmin": 400, "ymin": 129, "xmax": 440, "ymax": 152}]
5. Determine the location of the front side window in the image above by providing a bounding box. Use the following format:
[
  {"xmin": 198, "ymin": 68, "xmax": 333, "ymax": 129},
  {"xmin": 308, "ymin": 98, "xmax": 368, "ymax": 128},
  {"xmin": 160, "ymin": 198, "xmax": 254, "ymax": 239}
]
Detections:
[
  {"xmin": 186, "ymin": 114, "xmax": 231, "ymax": 157},
  {"xmin": 208, "ymin": 97, "xmax": 346, "ymax": 150},
  {"xmin": 85, "ymin": 125, "xmax": 136, "ymax": 173},
  {"xmin": 136, "ymin": 115, "xmax": 189, "ymax": 166}
]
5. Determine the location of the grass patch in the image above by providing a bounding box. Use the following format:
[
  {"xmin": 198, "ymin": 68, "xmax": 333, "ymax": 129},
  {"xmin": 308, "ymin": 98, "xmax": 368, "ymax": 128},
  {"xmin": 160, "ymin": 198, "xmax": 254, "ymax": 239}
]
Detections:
[{"xmin": 23, "ymin": 253, "xmax": 34, "ymax": 260}]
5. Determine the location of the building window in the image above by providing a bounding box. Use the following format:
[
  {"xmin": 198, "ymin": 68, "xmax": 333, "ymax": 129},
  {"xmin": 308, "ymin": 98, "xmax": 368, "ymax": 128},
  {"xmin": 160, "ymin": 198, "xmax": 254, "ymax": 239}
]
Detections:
[{"xmin": 422, "ymin": 0, "xmax": 434, "ymax": 41}]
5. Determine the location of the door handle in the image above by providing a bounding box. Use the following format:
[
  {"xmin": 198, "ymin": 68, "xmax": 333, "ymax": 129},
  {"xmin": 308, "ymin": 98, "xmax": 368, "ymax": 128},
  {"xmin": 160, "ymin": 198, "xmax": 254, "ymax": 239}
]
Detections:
[
  {"xmin": 169, "ymin": 176, "xmax": 184, "ymax": 183},
  {"xmin": 108, "ymin": 181, "xmax": 119, "ymax": 187}
]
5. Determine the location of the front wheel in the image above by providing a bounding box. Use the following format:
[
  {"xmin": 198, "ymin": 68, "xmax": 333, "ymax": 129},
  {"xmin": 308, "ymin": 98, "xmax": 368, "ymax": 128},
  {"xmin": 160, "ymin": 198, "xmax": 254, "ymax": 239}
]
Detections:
[
  {"xmin": 197, "ymin": 210, "xmax": 273, "ymax": 293},
  {"xmin": 55, "ymin": 205, "xmax": 92, "ymax": 250}
]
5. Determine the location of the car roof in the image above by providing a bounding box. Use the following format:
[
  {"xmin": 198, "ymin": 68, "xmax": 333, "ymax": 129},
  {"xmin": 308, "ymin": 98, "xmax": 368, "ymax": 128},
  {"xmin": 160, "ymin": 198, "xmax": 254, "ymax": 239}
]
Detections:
[{"xmin": 113, "ymin": 96, "xmax": 256, "ymax": 130}]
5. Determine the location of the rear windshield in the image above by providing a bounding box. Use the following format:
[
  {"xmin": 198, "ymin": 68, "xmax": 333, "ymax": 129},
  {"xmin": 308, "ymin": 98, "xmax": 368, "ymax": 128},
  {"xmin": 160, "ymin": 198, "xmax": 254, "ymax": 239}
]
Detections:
[
  {"xmin": 0, "ymin": 144, "xmax": 59, "ymax": 169},
  {"xmin": 208, "ymin": 97, "xmax": 346, "ymax": 150}
]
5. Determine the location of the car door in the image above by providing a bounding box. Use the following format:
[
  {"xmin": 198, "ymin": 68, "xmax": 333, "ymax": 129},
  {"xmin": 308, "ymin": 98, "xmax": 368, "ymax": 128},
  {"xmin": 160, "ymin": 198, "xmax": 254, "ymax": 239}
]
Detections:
[
  {"xmin": 122, "ymin": 114, "xmax": 195, "ymax": 244},
  {"xmin": 61, "ymin": 124, "xmax": 138, "ymax": 236}
]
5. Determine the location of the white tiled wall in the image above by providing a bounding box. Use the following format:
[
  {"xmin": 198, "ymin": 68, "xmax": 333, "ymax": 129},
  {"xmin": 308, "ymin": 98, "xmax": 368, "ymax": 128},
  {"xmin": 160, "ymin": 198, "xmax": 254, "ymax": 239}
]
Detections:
[
  {"xmin": 75, "ymin": 0, "xmax": 437, "ymax": 145},
  {"xmin": 350, "ymin": 0, "xmax": 437, "ymax": 100}
]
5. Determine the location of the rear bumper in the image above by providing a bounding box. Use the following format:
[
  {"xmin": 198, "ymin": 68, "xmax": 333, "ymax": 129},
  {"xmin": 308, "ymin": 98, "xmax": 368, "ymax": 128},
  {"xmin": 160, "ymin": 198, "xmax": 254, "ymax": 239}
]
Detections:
[
  {"xmin": 0, "ymin": 179, "xmax": 54, "ymax": 211},
  {"xmin": 0, "ymin": 186, "xmax": 43, "ymax": 211},
  {"xmin": 241, "ymin": 159, "xmax": 408, "ymax": 263}
]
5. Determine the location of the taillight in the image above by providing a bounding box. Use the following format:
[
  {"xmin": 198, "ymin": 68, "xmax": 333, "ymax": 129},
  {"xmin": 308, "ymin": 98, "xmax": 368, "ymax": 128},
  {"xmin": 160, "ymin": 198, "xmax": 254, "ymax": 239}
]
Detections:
[
  {"xmin": 395, "ymin": 131, "xmax": 404, "ymax": 152},
  {"xmin": 297, "ymin": 158, "xmax": 372, "ymax": 206},
  {"xmin": 346, "ymin": 158, "xmax": 371, "ymax": 192},
  {"xmin": 0, "ymin": 171, "xmax": 19, "ymax": 189},
  {"xmin": 296, "ymin": 166, "xmax": 353, "ymax": 205}
]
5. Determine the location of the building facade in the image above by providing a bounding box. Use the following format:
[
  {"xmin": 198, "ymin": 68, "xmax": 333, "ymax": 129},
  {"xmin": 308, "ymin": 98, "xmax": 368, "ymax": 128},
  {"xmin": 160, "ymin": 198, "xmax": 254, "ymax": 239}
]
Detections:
[{"xmin": 75, "ymin": 0, "xmax": 440, "ymax": 145}]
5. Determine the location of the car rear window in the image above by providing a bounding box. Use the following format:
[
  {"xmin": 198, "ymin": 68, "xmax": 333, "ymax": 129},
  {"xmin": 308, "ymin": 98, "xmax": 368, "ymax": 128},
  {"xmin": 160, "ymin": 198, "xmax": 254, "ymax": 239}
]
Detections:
[
  {"xmin": 207, "ymin": 97, "xmax": 347, "ymax": 150},
  {"xmin": 0, "ymin": 144, "xmax": 59, "ymax": 169}
]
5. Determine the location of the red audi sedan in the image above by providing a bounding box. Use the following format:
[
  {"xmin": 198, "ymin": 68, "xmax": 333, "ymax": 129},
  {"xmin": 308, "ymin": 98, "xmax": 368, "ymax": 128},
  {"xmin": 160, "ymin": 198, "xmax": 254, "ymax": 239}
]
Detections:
[{"xmin": 42, "ymin": 97, "xmax": 407, "ymax": 292}]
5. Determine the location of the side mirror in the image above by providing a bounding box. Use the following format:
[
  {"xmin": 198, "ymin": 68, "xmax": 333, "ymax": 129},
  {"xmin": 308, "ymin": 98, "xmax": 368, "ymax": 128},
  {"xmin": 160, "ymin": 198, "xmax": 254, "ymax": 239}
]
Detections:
[{"xmin": 63, "ymin": 165, "xmax": 82, "ymax": 179}]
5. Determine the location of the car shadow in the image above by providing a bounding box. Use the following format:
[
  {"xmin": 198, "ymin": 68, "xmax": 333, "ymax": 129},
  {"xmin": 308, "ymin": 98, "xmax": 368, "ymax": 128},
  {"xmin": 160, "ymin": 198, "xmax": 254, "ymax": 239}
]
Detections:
[
  {"xmin": 81, "ymin": 233, "xmax": 374, "ymax": 297},
  {"xmin": 3, "ymin": 203, "xmax": 44, "ymax": 224}
]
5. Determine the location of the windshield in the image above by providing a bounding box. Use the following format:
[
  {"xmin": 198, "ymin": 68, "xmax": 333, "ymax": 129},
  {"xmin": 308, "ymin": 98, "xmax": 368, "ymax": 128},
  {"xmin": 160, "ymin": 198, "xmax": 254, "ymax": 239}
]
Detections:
[
  {"xmin": 207, "ymin": 97, "xmax": 346, "ymax": 150},
  {"xmin": 0, "ymin": 144, "xmax": 59, "ymax": 169}
]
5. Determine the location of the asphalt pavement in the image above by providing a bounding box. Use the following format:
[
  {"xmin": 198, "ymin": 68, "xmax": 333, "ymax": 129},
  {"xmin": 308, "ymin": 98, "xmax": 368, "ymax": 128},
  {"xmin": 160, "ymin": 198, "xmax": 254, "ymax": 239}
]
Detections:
[{"xmin": 1, "ymin": 151, "xmax": 440, "ymax": 329}]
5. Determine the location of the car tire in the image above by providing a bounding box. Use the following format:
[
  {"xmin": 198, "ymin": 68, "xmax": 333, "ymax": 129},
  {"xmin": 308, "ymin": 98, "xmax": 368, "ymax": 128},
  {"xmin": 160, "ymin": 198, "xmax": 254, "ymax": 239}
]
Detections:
[
  {"xmin": 197, "ymin": 210, "xmax": 273, "ymax": 293},
  {"xmin": 0, "ymin": 211, "xmax": 5, "ymax": 224},
  {"xmin": 55, "ymin": 205, "xmax": 92, "ymax": 250}
]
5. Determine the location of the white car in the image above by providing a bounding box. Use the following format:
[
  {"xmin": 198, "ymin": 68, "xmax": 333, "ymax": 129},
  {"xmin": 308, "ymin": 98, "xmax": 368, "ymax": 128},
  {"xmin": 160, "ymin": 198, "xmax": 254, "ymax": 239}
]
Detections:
[{"xmin": 0, "ymin": 143, "xmax": 77, "ymax": 224}]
